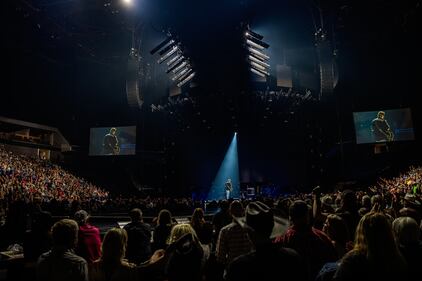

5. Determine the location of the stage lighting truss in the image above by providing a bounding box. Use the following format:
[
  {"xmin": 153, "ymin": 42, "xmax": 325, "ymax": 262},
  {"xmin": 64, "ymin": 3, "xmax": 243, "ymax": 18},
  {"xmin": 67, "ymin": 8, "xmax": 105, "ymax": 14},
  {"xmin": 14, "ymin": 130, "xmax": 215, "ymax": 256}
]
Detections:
[
  {"xmin": 244, "ymin": 28, "xmax": 270, "ymax": 78},
  {"xmin": 150, "ymin": 34, "xmax": 195, "ymax": 88}
]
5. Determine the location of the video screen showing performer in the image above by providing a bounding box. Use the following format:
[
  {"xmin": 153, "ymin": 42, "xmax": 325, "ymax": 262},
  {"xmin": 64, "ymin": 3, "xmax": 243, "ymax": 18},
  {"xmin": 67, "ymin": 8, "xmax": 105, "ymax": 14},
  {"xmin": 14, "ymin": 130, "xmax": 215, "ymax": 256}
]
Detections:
[
  {"xmin": 353, "ymin": 108, "xmax": 415, "ymax": 144},
  {"xmin": 371, "ymin": 111, "xmax": 393, "ymax": 142},
  {"xmin": 103, "ymin": 127, "xmax": 120, "ymax": 155},
  {"xmin": 89, "ymin": 126, "xmax": 136, "ymax": 156}
]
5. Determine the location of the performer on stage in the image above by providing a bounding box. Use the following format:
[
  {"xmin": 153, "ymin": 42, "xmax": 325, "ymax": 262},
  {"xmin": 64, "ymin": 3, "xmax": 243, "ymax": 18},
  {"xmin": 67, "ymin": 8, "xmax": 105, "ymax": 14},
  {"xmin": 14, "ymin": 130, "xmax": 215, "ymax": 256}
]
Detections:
[
  {"xmin": 371, "ymin": 111, "xmax": 394, "ymax": 142},
  {"xmin": 225, "ymin": 178, "xmax": 233, "ymax": 200},
  {"xmin": 103, "ymin": 127, "xmax": 120, "ymax": 155}
]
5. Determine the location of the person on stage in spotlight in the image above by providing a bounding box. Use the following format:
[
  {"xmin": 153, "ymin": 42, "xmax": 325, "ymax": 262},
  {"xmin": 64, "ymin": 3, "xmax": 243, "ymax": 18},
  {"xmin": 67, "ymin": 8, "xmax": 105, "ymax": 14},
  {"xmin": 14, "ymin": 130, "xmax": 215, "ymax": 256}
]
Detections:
[
  {"xmin": 225, "ymin": 178, "xmax": 233, "ymax": 200},
  {"xmin": 103, "ymin": 127, "xmax": 120, "ymax": 155}
]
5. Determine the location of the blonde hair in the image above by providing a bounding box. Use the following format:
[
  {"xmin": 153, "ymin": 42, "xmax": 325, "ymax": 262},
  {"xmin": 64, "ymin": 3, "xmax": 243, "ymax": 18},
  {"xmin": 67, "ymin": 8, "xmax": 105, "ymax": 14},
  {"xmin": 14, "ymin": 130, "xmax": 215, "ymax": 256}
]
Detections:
[
  {"xmin": 101, "ymin": 228, "xmax": 127, "ymax": 265},
  {"xmin": 167, "ymin": 223, "xmax": 200, "ymax": 245}
]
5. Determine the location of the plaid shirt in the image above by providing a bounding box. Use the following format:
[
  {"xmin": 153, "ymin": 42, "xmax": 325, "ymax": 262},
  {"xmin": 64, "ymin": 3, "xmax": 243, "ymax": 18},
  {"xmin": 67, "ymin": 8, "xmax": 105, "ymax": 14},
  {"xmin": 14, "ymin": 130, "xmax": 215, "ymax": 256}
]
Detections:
[{"xmin": 215, "ymin": 221, "xmax": 254, "ymax": 265}]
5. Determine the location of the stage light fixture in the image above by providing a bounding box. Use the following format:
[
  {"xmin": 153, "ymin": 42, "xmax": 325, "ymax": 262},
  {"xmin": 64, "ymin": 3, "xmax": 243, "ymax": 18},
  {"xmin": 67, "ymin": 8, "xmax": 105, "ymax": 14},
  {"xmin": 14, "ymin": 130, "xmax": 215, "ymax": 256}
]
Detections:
[
  {"xmin": 248, "ymin": 55, "xmax": 270, "ymax": 67},
  {"xmin": 151, "ymin": 33, "xmax": 195, "ymax": 88},
  {"xmin": 244, "ymin": 27, "xmax": 270, "ymax": 78},
  {"xmin": 122, "ymin": 0, "xmax": 133, "ymax": 7},
  {"xmin": 172, "ymin": 67, "xmax": 192, "ymax": 81},
  {"xmin": 177, "ymin": 72, "xmax": 195, "ymax": 87},
  {"xmin": 157, "ymin": 46, "xmax": 178, "ymax": 64},
  {"xmin": 167, "ymin": 54, "xmax": 183, "ymax": 66}
]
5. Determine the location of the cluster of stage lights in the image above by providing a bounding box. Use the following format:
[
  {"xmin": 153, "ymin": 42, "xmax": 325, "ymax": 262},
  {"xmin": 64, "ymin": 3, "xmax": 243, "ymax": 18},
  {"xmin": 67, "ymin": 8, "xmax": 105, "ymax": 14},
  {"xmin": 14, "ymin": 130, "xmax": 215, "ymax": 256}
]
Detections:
[
  {"xmin": 150, "ymin": 35, "xmax": 195, "ymax": 88},
  {"xmin": 244, "ymin": 28, "xmax": 270, "ymax": 78}
]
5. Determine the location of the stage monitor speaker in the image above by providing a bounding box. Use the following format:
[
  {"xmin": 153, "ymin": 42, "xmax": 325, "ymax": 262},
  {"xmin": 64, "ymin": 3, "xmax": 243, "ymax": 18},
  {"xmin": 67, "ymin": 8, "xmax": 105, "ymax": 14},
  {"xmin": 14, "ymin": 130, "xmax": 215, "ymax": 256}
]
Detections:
[{"xmin": 126, "ymin": 53, "xmax": 143, "ymax": 109}]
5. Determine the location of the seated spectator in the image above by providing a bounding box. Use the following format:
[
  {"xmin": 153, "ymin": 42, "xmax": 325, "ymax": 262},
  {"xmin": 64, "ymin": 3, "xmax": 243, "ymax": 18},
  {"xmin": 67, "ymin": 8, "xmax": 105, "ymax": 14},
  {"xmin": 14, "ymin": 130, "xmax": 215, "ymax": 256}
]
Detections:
[
  {"xmin": 37, "ymin": 219, "xmax": 88, "ymax": 281},
  {"xmin": 74, "ymin": 210, "xmax": 101, "ymax": 264},
  {"xmin": 334, "ymin": 212, "xmax": 408, "ymax": 281},
  {"xmin": 124, "ymin": 208, "xmax": 152, "ymax": 264},
  {"xmin": 165, "ymin": 223, "xmax": 209, "ymax": 281},
  {"xmin": 392, "ymin": 217, "xmax": 422, "ymax": 281},
  {"xmin": 89, "ymin": 228, "xmax": 138, "ymax": 281},
  {"xmin": 225, "ymin": 201, "xmax": 305, "ymax": 281},
  {"xmin": 153, "ymin": 209, "xmax": 175, "ymax": 251},
  {"xmin": 274, "ymin": 200, "xmax": 337, "ymax": 281}
]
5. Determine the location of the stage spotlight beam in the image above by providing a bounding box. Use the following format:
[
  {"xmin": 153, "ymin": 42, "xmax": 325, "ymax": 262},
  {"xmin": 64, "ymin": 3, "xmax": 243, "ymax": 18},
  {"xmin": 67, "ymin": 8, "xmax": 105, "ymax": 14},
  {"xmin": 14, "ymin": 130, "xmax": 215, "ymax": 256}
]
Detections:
[
  {"xmin": 207, "ymin": 133, "xmax": 239, "ymax": 200},
  {"xmin": 150, "ymin": 37, "xmax": 172, "ymax": 55}
]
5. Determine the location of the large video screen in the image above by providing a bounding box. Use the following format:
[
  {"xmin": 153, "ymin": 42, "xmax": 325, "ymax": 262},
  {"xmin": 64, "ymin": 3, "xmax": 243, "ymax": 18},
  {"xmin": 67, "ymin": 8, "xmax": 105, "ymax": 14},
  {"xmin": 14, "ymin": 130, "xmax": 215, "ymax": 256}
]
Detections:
[
  {"xmin": 89, "ymin": 126, "xmax": 136, "ymax": 156},
  {"xmin": 353, "ymin": 108, "xmax": 415, "ymax": 144}
]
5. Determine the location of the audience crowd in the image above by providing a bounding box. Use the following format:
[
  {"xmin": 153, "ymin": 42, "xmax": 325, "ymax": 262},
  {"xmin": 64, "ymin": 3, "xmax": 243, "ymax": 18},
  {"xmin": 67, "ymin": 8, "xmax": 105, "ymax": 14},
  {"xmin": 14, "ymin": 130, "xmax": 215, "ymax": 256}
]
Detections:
[{"xmin": 0, "ymin": 147, "xmax": 421, "ymax": 281}]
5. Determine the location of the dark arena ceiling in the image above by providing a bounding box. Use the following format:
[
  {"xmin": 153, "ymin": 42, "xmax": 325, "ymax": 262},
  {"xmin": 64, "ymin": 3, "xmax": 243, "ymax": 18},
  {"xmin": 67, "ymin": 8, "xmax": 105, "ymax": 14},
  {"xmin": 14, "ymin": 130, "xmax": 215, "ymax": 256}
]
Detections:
[{"xmin": 3, "ymin": 0, "xmax": 422, "ymax": 193}]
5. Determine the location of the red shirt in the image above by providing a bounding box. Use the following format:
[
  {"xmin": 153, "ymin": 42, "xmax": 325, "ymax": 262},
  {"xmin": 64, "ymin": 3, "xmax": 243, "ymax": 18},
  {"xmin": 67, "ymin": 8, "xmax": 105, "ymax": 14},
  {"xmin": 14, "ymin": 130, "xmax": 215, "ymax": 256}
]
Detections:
[{"xmin": 77, "ymin": 224, "xmax": 101, "ymax": 264}]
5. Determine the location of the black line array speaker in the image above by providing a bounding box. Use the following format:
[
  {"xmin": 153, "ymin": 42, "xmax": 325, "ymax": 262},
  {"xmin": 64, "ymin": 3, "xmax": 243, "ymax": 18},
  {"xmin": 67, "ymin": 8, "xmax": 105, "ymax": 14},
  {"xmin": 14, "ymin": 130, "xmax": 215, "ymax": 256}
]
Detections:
[
  {"xmin": 126, "ymin": 53, "xmax": 143, "ymax": 109},
  {"xmin": 316, "ymin": 40, "xmax": 335, "ymax": 98}
]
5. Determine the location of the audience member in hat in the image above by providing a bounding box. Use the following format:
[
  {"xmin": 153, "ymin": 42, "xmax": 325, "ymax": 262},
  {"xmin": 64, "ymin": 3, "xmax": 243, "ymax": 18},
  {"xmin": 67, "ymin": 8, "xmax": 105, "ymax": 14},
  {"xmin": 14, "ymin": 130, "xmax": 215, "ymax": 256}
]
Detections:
[
  {"xmin": 124, "ymin": 208, "xmax": 152, "ymax": 264},
  {"xmin": 74, "ymin": 210, "xmax": 101, "ymax": 264},
  {"xmin": 392, "ymin": 217, "xmax": 422, "ymax": 281},
  {"xmin": 334, "ymin": 212, "xmax": 408, "ymax": 281},
  {"xmin": 225, "ymin": 201, "xmax": 306, "ymax": 281},
  {"xmin": 274, "ymin": 200, "xmax": 337, "ymax": 281},
  {"xmin": 215, "ymin": 200, "xmax": 254, "ymax": 269},
  {"xmin": 37, "ymin": 219, "xmax": 88, "ymax": 281}
]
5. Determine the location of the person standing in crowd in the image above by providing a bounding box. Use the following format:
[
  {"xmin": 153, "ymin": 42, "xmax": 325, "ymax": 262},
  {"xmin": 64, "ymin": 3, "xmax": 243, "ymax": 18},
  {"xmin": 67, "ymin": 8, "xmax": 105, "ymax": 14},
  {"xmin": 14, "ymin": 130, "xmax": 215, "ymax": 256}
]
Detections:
[
  {"xmin": 74, "ymin": 210, "xmax": 101, "ymax": 264},
  {"xmin": 124, "ymin": 208, "xmax": 152, "ymax": 264},
  {"xmin": 37, "ymin": 219, "xmax": 88, "ymax": 281}
]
